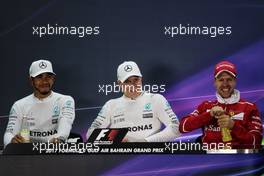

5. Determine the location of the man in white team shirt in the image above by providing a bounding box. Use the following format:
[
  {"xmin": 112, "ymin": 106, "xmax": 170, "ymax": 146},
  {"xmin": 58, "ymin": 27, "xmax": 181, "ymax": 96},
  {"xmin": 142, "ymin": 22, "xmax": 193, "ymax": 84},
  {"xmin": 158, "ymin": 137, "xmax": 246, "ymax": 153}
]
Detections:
[
  {"xmin": 4, "ymin": 60, "xmax": 75, "ymax": 146},
  {"xmin": 86, "ymin": 61, "xmax": 180, "ymax": 142}
]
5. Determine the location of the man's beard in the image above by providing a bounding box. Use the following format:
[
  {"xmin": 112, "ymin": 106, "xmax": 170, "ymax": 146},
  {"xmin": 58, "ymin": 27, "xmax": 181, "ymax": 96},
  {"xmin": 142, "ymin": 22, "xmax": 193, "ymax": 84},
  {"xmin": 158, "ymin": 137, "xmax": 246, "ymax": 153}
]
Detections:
[
  {"xmin": 39, "ymin": 90, "xmax": 51, "ymax": 95},
  {"xmin": 34, "ymin": 84, "xmax": 52, "ymax": 95}
]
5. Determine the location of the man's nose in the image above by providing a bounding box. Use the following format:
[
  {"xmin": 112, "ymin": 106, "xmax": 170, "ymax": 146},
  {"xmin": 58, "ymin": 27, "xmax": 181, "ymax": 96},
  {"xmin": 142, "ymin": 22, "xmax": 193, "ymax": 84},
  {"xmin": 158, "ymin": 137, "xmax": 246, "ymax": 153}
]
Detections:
[
  {"xmin": 41, "ymin": 76, "xmax": 49, "ymax": 82},
  {"xmin": 132, "ymin": 81, "xmax": 140, "ymax": 86},
  {"xmin": 222, "ymin": 79, "xmax": 229, "ymax": 85}
]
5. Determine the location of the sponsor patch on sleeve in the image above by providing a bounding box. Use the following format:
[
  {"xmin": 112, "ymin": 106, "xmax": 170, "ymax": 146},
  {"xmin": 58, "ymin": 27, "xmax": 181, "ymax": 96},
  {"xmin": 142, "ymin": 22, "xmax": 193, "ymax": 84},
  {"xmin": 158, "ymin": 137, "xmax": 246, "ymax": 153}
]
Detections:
[{"xmin": 231, "ymin": 112, "xmax": 244, "ymax": 120}]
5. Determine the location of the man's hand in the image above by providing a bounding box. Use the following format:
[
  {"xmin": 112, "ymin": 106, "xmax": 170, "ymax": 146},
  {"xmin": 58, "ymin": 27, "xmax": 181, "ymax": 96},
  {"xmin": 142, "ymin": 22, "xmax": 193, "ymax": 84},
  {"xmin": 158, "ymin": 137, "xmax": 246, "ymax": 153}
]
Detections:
[
  {"xmin": 50, "ymin": 137, "xmax": 66, "ymax": 143},
  {"xmin": 122, "ymin": 138, "xmax": 128, "ymax": 142},
  {"xmin": 210, "ymin": 106, "xmax": 225, "ymax": 117},
  {"xmin": 50, "ymin": 138, "xmax": 58, "ymax": 143},
  {"xmin": 11, "ymin": 134, "xmax": 25, "ymax": 143},
  {"xmin": 122, "ymin": 136, "xmax": 147, "ymax": 142},
  {"xmin": 216, "ymin": 114, "xmax": 235, "ymax": 129}
]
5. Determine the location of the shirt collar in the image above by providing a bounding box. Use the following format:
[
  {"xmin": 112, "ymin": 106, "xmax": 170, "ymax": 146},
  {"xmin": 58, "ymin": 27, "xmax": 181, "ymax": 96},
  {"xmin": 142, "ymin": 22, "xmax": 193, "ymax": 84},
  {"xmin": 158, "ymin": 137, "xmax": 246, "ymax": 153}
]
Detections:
[
  {"xmin": 122, "ymin": 91, "xmax": 145, "ymax": 101},
  {"xmin": 33, "ymin": 91, "xmax": 54, "ymax": 103},
  {"xmin": 216, "ymin": 89, "xmax": 240, "ymax": 104}
]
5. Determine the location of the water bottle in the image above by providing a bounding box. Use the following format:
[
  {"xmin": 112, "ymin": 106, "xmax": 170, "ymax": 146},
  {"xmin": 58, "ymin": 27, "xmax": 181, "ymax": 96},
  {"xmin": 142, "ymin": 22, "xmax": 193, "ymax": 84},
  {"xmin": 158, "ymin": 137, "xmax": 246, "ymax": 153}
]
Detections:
[{"xmin": 20, "ymin": 116, "xmax": 30, "ymax": 143}]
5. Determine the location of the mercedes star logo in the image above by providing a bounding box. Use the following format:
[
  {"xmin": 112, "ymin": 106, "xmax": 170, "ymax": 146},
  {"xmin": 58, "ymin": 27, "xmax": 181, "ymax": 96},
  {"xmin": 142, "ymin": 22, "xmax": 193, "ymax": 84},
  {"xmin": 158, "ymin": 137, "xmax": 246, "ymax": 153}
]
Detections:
[
  {"xmin": 124, "ymin": 65, "xmax": 132, "ymax": 72},
  {"xmin": 39, "ymin": 61, "xmax": 47, "ymax": 69}
]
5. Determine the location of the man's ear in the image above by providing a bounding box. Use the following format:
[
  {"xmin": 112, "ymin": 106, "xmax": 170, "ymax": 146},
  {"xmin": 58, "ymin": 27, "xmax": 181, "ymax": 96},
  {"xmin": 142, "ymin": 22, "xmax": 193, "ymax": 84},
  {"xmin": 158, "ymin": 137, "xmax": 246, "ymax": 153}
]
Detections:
[
  {"xmin": 117, "ymin": 80, "xmax": 122, "ymax": 85},
  {"xmin": 52, "ymin": 75, "xmax": 56, "ymax": 81},
  {"xmin": 117, "ymin": 80, "xmax": 124, "ymax": 92},
  {"xmin": 233, "ymin": 77, "xmax": 237, "ymax": 86},
  {"xmin": 213, "ymin": 78, "xmax": 217, "ymax": 88},
  {"xmin": 29, "ymin": 76, "xmax": 33, "ymax": 86}
]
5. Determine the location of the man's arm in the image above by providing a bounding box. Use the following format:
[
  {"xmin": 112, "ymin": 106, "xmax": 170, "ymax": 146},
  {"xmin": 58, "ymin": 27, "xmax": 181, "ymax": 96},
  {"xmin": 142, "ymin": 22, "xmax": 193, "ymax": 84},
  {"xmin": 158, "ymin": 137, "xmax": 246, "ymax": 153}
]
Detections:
[
  {"xmin": 145, "ymin": 94, "xmax": 181, "ymax": 142},
  {"xmin": 54, "ymin": 96, "xmax": 75, "ymax": 141},
  {"xmin": 86, "ymin": 101, "xmax": 111, "ymax": 140},
  {"xmin": 179, "ymin": 102, "xmax": 214, "ymax": 133},
  {"xmin": 4, "ymin": 103, "xmax": 23, "ymax": 146},
  {"xmin": 231, "ymin": 104, "xmax": 263, "ymax": 148}
]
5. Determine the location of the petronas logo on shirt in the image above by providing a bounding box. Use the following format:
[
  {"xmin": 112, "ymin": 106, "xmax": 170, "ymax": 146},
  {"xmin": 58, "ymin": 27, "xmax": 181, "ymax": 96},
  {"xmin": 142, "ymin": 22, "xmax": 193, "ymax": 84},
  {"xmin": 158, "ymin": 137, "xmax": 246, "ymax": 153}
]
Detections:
[
  {"xmin": 166, "ymin": 101, "xmax": 171, "ymax": 108},
  {"xmin": 66, "ymin": 100, "xmax": 72, "ymax": 107},
  {"xmin": 52, "ymin": 106, "xmax": 60, "ymax": 117},
  {"xmin": 144, "ymin": 103, "xmax": 151, "ymax": 110},
  {"xmin": 9, "ymin": 108, "xmax": 15, "ymax": 116}
]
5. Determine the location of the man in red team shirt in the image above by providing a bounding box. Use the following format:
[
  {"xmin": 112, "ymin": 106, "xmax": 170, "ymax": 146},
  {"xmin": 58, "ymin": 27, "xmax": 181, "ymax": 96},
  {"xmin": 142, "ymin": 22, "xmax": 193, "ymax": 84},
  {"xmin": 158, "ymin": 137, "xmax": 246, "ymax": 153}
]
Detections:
[{"xmin": 179, "ymin": 61, "xmax": 263, "ymax": 149}]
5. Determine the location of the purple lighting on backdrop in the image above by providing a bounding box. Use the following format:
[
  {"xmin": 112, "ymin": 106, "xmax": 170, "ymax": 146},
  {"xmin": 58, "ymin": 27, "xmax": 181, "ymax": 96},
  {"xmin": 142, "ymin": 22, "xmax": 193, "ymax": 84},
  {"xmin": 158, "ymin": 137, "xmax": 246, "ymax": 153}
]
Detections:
[
  {"xmin": 166, "ymin": 39, "xmax": 264, "ymax": 118},
  {"xmin": 103, "ymin": 40, "xmax": 264, "ymax": 176},
  {"xmin": 103, "ymin": 155, "xmax": 264, "ymax": 176}
]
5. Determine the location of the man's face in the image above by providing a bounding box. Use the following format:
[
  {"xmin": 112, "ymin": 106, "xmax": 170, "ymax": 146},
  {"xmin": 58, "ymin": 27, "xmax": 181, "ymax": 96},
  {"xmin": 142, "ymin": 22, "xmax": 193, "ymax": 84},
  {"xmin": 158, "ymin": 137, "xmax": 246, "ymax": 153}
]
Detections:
[
  {"xmin": 214, "ymin": 72, "xmax": 236, "ymax": 98},
  {"xmin": 119, "ymin": 76, "xmax": 142, "ymax": 98},
  {"xmin": 31, "ymin": 73, "xmax": 55, "ymax": 96}
]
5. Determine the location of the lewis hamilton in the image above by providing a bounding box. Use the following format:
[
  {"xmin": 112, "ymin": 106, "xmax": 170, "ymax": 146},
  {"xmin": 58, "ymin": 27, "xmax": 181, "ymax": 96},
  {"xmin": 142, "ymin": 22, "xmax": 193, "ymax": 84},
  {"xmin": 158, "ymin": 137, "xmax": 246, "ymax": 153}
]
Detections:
[{"xmin": 4, "ymin": 60, "xmax": 75, "ymax": 146}]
